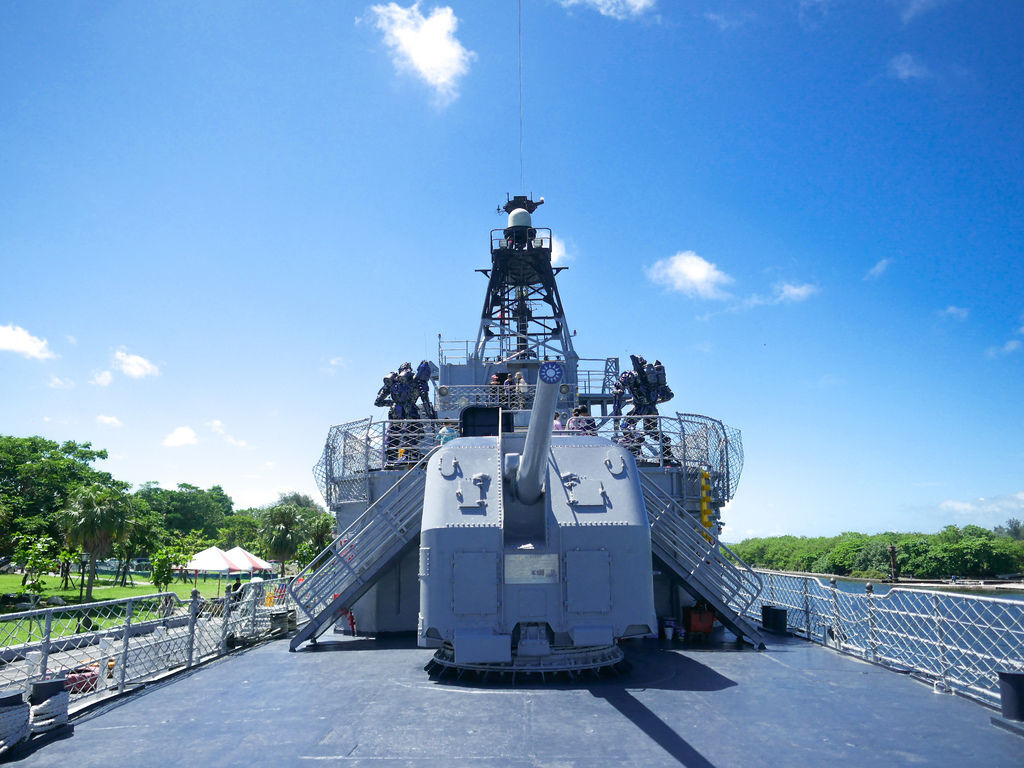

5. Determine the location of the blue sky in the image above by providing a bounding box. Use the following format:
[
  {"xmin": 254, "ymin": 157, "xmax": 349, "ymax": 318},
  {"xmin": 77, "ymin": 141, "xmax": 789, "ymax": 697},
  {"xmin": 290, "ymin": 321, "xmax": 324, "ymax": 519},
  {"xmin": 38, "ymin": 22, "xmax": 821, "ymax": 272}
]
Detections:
[{"xmin": 2, "ymin": 1, "xmax": 1022, "ymax": 538}]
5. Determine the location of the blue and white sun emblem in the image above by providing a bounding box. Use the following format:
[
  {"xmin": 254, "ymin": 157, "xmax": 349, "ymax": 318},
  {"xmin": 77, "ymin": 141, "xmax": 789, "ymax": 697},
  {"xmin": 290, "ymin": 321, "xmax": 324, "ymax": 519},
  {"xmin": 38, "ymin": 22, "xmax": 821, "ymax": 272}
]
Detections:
[{"xmin": 538, "ymin": 361, "xmax": 563, "ymax": 384}]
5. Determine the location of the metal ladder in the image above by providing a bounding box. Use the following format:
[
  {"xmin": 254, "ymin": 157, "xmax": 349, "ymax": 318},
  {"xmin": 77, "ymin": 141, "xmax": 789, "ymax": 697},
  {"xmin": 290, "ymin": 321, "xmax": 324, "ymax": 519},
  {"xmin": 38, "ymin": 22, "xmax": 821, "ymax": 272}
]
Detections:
[
  {"xmin": 288, "ymin": 449, "xmax": 436, "ymax": 651},
  {"xmin": 640, "ymin": 474, "xmax": 766, "ymax": 648}
]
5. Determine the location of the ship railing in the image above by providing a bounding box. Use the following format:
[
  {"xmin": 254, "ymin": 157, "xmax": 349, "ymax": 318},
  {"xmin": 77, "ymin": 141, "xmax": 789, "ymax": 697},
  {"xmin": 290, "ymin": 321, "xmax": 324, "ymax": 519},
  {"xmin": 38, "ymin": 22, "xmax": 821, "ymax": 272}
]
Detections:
[
  {"xmin": 0, "ymin": 577, "xmax": 293, "ymax": 715},
  {"xmin": 490, "ymin": 227, "xmax": 552, "ymax": 252},
  {"xmin": 639, "ymin": 475, "xmax": 765, "ymax": 646},
  {"xmin": 745, "ymin": 569, "xmax": 1024, "ymax": 707},
  {"xmin": 315, "ymin": 414, "xmax": 743, "ymax": 505},
  {"xmin": 438, "ymin": 339, "xmax": 475, "ymax": 366},
  {"xmin": 437, "ymin": 384, "xmax": 542, "ymax": 412},
  {"xmin": 288, "ymin": 451, "xmax": 435, "ymax": 649},
  {"xmin": 577, "ymin": 357, "xmax": 619, "ymax": 395},
  {"xmin": 313, "ymin": 418, "xmax": 457, "ymax": 505}
]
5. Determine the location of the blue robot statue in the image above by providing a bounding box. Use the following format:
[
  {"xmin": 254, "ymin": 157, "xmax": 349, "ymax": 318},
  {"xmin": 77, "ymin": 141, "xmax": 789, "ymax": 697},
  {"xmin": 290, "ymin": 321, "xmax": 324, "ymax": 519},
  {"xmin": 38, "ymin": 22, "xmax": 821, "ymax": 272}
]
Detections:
[
  {"xmin": 375, "ymin": 361, "xmax": 436, "ymax": 463},
  {"xmin": 612, "ymin": 355, "xmax": 675, "ymax": 463},
  {"xmin": 415, "ymin": 360, "xmax": 437, "ymax": 420}
]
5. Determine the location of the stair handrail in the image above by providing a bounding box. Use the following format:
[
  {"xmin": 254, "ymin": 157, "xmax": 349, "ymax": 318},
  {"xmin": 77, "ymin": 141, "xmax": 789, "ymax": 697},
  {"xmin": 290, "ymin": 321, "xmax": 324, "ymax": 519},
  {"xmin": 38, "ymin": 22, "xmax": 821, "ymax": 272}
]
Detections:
[
  {"xmin": 289, "ymin": 446, "xmax": 439, "ymax": 615},
  {"xmin": 639, "ymin": 473, "xmax": 763, "ymax": 614}
]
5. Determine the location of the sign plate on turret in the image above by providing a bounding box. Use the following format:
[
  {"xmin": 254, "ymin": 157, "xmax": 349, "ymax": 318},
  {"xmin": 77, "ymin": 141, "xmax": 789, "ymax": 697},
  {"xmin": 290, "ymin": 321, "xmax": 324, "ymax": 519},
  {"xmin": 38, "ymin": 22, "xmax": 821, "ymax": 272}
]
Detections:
[{"xmin": 504, "ymin": 554, "xmax": 559, "ymax": 584}]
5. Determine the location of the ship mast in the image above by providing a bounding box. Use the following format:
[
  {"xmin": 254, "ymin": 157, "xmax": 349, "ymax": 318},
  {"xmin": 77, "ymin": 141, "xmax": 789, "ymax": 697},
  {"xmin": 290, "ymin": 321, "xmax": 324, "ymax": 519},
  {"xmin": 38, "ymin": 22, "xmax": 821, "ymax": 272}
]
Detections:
[{"xmin": 473, "ymin": 195, "xmax": 578, "ymax": 371}]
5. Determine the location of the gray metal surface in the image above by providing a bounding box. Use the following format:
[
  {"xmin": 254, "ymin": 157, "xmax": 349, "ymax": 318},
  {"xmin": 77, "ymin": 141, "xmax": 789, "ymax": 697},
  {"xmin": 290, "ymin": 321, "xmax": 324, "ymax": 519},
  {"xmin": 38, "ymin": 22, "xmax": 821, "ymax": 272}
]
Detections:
[{"xmin": 6, "ymin": 633, "xmax": 1021, "ymax": 767}]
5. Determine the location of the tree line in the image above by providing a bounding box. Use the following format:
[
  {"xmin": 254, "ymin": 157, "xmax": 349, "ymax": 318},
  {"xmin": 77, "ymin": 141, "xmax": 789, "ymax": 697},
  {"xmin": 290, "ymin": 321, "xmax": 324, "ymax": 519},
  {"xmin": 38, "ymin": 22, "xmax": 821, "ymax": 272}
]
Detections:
[
  {"xmin": 0, "ymin": 435, "xmax": 336, "ymax": 601},
  {"xmin": 730, "ymin": 522, "xmax": 1024, "ymax": 580}
]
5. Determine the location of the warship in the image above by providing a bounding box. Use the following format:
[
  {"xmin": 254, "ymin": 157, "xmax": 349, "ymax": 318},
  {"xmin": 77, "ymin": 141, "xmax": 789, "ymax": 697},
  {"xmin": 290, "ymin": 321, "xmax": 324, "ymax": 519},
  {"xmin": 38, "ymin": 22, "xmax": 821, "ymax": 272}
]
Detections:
[
  {"xmin": 292, "ymin": 193, "xmax": 765, "ymax": 669},
  {"xmin": 6, "ymin": 196, "xmax": 1023, "ymax": 767}
]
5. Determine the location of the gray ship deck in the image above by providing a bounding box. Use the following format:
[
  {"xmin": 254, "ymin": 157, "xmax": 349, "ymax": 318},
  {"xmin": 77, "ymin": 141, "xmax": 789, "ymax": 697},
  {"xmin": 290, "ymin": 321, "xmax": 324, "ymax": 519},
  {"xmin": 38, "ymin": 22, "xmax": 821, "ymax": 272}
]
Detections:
[{"xmin": 8, "ymin": 633, "xmax": 1021, "ymax": 767}]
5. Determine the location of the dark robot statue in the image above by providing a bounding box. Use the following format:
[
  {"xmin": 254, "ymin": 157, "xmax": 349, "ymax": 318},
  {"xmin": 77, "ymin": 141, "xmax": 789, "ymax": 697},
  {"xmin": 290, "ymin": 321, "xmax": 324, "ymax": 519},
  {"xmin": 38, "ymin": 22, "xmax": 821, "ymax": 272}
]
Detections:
[
  {"xmin": 612, "ymin": 355, "xmax": 675, "ymax": 463},
  {"xmin": 375, "ymin": 361, "xmax": 436, "ymax": 463}
]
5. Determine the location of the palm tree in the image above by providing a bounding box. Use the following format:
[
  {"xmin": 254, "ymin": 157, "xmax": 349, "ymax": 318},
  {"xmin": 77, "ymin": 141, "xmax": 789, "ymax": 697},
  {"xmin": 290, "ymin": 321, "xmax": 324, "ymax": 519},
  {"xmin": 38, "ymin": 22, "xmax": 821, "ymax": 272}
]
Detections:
[
  {"xmin": 63, "ymin": 483, "xmax": 129, "ymax": 601},
  {"xmin": 263, "ymin": 504, "xmax": 301, "ymax": 578}
]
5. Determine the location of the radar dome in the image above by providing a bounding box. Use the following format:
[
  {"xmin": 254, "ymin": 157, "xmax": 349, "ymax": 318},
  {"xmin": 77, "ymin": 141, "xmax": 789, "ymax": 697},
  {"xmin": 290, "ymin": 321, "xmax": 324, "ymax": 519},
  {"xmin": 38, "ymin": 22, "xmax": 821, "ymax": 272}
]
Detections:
[{"xmin": 507, "ymin": 208, "xmax": 532, "ymax": 228}]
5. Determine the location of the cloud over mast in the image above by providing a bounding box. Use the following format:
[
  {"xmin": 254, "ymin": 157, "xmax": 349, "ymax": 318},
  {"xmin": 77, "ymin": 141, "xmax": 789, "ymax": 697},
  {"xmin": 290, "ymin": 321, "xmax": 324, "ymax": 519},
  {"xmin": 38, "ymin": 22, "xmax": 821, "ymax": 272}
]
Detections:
[{"xmin": 369, "ymin": 3, "xmax": 475, "ymax": 106}]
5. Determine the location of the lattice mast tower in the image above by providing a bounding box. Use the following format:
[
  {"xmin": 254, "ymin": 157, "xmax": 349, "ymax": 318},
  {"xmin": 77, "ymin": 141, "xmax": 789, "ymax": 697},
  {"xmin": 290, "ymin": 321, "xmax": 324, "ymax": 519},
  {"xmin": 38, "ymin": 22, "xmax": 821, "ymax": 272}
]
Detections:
[{"xmin": 473, "ymin": 196, "xmax": 578, "ymax": 378}]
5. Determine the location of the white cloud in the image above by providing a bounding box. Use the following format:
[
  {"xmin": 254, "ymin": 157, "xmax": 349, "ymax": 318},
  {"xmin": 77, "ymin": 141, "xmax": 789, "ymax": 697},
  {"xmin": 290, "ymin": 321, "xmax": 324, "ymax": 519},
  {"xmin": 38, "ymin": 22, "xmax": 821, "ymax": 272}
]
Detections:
[
  {"xmin": 113, "ymin": 348, "xmax": 160, "ymax": 378},
  {"xmin": 162, "ymin": 426, "xmax": 198, "ymax": 447},
  {"xmin": 888, "ymin": 53, "xmax": 930, "ymax": 81},
  {"xmin": 558, "ymin": 0, "xmax": 656, "ymax": 19},
  {"xmin": 986, "ymin": 339, "xmax": 1022, "ymax": 358},
  {"xmin": 939, "ymin": 306, "xmax": 969, "ymax": 321},
  {"xmin": 97, "ymin": 414, "xmax": 123, "ymax": 427},
  {"xmin": 646, "ymin": 251, "xmax": 734, "ymax": 299},
  {"xmin": 369, "ymin": 3, "xmax": 475, "ymax": 106},
  {"xmin": 775, "ymin": 282, "xmax": 819, "ymax": 302},
  {"xmin": 938, "ymin": 491, "xmax": 1024, "ymax": 526},
  {"xmin": 47, "ymin": 375, "xmax": 75, "ymax": 389},
  {"xmin": 551, "ymin": 234, "xmax": 573, "ymax": 265},
  {"xmin": 90, "ymin": 370, "xmax": 113, "ymax": 387},
  {"xmin": 743, "ymin": 282, "xmax": 819, "ymax": 309},
  {"xmin": 865, "ymin": 258, "xmax": 891, "ymax": 280},
  {"xmin": 0, "ymin": 324, "xmax": 57, "ymax": 360},
  {"xmin": 208, "ymin": 420, "xmax": 248, "ymax": 448},
  {"xmin": 65, "ymin": 335, "xmax": 77, "ymax": 345},
  {"xmin": 892, "ymin": 0, "xmax": 952, "ymax": 24},
  {"xmin": 329, "ymin": 357, "xmax": 347, "ymax": 368},
  {"xmin": 703, "ymin": 11, "xmax": 753, "ymax": 30}
]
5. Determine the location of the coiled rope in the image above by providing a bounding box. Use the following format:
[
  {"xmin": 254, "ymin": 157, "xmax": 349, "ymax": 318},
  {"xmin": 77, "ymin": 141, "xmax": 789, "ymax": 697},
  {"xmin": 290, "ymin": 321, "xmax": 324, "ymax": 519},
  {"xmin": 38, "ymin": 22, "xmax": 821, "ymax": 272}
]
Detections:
[
  {"xmin": 30, "ymin": 690, "xmax": 69, "ymax": 734},
  {"xmin": 0, "ymin": 702, "xmax": 30, "ymax": 755}
]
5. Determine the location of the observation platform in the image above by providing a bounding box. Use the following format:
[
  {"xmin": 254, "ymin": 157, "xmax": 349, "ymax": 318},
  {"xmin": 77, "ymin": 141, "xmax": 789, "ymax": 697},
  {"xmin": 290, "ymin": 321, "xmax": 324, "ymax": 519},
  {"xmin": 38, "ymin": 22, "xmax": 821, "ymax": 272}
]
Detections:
[{"xmin": 7, "ymin": 632, "xmax": 1020, "ymax": 766}]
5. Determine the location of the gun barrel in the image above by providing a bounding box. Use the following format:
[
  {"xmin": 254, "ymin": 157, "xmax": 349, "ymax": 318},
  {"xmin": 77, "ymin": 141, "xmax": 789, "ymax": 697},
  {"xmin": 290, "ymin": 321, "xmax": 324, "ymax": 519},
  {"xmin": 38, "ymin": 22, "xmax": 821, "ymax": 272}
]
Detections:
[{"xmin": 515, "ymin": 361, "xmax": 563, "ymax": 505}]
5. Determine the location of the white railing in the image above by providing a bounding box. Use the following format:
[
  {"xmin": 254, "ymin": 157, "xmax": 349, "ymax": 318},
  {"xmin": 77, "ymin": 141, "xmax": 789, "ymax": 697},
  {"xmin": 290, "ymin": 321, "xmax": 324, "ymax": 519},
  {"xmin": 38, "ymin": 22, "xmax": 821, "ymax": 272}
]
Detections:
[
  {"xmin": 315, "ymin": 413, "xmax": 743, "ymax": 507},
  {"xmin": 290, "ymin": 451, "xmax": 435, "ymax": 649},
  {"xmin": 0, "ymin": 578, "xmax": 292, "ymax": 714},
  {"xmin": 747, "ymin": 570, "xmax": 1024, "ymax": 705}
]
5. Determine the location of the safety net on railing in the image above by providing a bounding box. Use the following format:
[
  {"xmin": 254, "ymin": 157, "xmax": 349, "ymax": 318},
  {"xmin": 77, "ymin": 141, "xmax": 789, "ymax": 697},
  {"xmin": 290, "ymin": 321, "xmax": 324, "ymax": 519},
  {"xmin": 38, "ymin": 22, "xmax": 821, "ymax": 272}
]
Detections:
[{"xmin": 747, "ymin": 570, "xmax": 1024, "ymax": 705}]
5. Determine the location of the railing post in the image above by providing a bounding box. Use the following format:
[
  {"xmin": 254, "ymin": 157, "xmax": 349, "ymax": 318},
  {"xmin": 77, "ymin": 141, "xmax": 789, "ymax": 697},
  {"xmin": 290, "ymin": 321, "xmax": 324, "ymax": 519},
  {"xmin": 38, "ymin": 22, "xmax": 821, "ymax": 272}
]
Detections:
[
  {"xmin": 933, "ymin": 593, "xmax": 949, "ymax": 690},
  {"xmin": 803, "ymin": 578, "xmax": 811, "ymax": 639},
  {"xmin": 220, "ymin": 593, "xmax": 232, "ymax": 654},
  {"xmin": 185, "ymin": 588, "xmax": 200, "ymax": 669},
  {"xmin": 39, "ymin": 610, "xmax": 53, "ymax": 679},
  {"xmin": 830, "ymin": 578, "xmax": 841, "ymax": 649},
  {"xmin": 866, "ymin": 582, "xmax": 877, "ymax": 661},
  {"xmin": 118, "ymin": 599, "xmax": 135, "ymax": 694},
  {"xmin": 250, "ymin": 584, "xmax": 258, "ymax": 637}
]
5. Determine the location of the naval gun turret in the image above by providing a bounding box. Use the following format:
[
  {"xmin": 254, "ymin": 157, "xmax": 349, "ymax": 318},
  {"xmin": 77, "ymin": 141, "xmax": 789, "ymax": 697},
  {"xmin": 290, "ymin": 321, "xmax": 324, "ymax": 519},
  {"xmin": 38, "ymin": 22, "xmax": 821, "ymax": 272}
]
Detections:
[{"xmin": 418, "ymin": 361, "xmax": 657, "ymax": 674}]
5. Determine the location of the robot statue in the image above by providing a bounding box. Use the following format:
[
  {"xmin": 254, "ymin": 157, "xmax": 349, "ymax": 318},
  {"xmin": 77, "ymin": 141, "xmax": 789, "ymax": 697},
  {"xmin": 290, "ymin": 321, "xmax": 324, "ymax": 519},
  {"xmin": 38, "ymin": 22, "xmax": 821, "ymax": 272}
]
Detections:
[
  {"xmin": 612, "ymin": 355, "xmax": 675, "ymax": 463},
  {"xmin": 415, "ymin": 360, "xmax": 437, "ymax": 420},
  {"xmin": 375, "ymin": 361, "xmax": 436, "ymax": 463}
]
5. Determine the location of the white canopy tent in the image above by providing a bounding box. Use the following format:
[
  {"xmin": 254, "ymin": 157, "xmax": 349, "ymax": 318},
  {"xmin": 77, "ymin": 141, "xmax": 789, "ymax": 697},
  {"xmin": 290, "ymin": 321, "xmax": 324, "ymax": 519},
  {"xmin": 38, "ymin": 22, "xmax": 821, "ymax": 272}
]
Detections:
[
  {"xmin": 225, "ymin": 546, "xmax": 273, "ymax": 572},
  {"xmin": 183, "ymin": 546, "xmax": 247, "ymax": 596},
  {"xmin": 185, "ymin": 546, "xmax": 246, "ymax": 572}
]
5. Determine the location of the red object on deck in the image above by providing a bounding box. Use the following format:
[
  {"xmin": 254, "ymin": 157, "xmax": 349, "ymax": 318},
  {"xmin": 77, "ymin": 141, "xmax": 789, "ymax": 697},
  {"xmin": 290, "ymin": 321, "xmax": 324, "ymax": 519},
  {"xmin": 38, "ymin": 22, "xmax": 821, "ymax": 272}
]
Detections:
[{"xmin": 684, "ymin": 608, "xmax": 715, "ymax": 634}]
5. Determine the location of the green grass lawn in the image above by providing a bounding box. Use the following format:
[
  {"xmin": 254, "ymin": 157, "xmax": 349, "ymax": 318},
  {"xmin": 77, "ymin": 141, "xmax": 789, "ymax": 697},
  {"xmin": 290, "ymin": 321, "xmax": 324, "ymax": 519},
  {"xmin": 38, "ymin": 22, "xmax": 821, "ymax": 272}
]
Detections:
[{"xmin": 0, "ymin": 572, "xmax": 258, "ymax": 612}]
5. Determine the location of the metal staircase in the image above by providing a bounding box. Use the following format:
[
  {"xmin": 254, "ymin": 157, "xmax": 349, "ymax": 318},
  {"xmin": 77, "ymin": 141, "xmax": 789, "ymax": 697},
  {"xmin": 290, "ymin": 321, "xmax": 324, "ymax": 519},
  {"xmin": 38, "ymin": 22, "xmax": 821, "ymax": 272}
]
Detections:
[
  {"xmin": 640, "ymin": 474, "xmax": 766, "ymax": 648},
  {"xmin": 288, "ymin": 450, "xmax": 436, "ymax": 651}
]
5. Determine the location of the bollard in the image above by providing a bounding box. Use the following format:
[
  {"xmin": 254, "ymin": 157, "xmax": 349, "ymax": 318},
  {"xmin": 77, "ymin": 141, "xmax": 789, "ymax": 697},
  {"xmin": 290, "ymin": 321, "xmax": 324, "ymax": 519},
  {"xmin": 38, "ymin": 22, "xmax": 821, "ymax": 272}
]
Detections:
[{"xmin": 997, "ymin": 671, "xmax": 1024, "ymax": 721}]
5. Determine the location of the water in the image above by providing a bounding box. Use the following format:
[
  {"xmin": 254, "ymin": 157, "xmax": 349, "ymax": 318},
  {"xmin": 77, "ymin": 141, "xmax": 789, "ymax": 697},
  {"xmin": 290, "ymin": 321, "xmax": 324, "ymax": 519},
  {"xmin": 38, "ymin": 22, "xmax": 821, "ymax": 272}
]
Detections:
[{"xmin": 830, "ymin": 577, "xmax": 1024, "ymax": 601}]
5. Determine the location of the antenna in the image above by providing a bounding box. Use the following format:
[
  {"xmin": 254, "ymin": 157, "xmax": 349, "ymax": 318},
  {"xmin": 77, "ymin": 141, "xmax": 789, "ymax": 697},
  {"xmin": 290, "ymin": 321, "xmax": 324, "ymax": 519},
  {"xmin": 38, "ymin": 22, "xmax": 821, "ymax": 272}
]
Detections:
[{"xmin": 518, "ymin": 0, "xmax": 525, "ymax": 192}]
